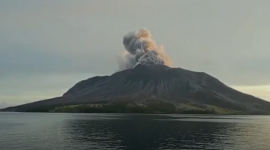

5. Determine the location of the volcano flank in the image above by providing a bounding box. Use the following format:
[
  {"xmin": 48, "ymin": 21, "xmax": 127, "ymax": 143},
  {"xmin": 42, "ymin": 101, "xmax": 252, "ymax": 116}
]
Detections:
[{"xmin": 2, "ymin": 65, "xmax": 270, "ymax": 115}]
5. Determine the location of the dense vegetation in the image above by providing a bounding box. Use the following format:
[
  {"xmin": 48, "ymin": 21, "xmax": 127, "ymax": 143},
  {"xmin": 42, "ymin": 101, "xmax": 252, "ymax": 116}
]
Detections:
[
  {"xmin": 49, "ymin": 102, "xmax": 246, "ymax": 115},
  {"xmin": 51, "ymin": 103, "xmax": 177, "ymax": 114}
]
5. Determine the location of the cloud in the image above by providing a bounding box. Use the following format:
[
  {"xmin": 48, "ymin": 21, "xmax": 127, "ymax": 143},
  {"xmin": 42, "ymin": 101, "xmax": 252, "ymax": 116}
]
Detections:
[
  {"xmin": 0, "ymin": 102, "xmax": 12, "ymax": 109},
  {"xmin": 233, "ymin": 85, "xmax": 270, "ymax": 101},
  {"xmin": 0, "ymin": 0, "xmax": 270, "ymax": 104},
  {"xmin": 0, "ymin": 72, "xmax": 97, "ymax": 104}
]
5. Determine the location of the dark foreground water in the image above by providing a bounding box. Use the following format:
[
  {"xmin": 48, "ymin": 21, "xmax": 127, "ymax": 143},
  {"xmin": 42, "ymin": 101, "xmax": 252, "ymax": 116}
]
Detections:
[{"xmin": 1, "ymin": 113, "xmax": 270, "ymax": 150}]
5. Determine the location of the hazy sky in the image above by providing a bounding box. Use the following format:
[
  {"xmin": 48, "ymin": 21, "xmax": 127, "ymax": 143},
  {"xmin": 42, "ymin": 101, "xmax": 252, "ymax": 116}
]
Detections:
[{"xmin": 0, "ymin": 0, "xmax": 270, "ymax": 107}]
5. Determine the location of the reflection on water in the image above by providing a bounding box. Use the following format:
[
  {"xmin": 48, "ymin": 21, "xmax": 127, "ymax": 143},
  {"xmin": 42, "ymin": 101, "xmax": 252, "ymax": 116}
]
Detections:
[
  {"xmin": 66, "ymin": 115, "xmax": 235, "ymax": 149},
  {"xmin": 1, "ymin": 113, "xmax": 270, "ymax": 150}
]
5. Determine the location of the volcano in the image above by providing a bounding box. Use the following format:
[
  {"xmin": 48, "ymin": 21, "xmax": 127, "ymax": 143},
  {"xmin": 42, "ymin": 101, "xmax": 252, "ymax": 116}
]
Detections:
[{"xmin": 2, "ymin": 65, "xmax": 270, "ymax": 114}]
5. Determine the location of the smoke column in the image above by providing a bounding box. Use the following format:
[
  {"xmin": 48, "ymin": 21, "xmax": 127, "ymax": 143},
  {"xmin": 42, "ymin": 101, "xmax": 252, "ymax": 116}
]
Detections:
[{"xmin": 117, "ymin": 28, "xmax": 172, "ymax": 71}]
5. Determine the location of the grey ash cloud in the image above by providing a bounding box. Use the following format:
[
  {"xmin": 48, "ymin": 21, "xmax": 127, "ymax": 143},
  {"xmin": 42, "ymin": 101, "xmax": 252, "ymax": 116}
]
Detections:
[{"xmin": 118, "ymin": 29, "xmax": 172, "ymax": 71}]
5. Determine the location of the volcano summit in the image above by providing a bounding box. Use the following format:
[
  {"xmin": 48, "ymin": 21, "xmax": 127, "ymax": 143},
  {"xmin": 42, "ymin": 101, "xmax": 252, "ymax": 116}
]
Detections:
[{"xmin": 2, "ymin": 29, "xmax": 270, "ymax": 114}]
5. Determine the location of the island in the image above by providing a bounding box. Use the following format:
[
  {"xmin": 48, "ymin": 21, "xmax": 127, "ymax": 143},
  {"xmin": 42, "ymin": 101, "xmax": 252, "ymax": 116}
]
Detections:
[{"xmin": 2, "ymin": 65, "xmax": 270, "ymax": 115}]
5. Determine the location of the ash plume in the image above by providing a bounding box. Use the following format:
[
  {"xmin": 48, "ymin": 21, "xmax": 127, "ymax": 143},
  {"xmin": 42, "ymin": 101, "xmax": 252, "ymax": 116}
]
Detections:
[{"xmin": 117, "ymin": 28, "xmax": 172, "ymax": 71}]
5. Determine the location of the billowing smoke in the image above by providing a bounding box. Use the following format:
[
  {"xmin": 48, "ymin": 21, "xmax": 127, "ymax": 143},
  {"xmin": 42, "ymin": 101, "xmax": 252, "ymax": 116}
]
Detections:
[{"xmin": 117, "ymin": 28, "xmax": 172, "ymax": 71}]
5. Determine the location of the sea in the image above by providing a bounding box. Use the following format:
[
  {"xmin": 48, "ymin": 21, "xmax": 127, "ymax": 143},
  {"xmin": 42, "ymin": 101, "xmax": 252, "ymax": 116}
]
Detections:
[{"xmin": 0, "ymin": 113, "xmax": 270, "ymax": 150}]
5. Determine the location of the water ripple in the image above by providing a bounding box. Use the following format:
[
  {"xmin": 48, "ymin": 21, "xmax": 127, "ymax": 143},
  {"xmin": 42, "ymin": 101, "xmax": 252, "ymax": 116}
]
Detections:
[{"xmin": 1, "ymin": 113, "xmax": 270, "ymax": 150}]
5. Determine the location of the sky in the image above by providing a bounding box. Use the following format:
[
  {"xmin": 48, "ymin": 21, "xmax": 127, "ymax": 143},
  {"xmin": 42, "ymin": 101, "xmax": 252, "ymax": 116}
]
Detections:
[{"xmin": 0, "ymin": 0, "xmax": 270, "ymax": 108}]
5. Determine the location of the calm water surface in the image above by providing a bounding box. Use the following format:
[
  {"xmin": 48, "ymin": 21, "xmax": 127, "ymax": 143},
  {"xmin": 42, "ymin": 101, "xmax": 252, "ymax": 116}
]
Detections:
[{"xmin": 0, "ymin": 113, "xmax": 270, "ymax": 150}]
